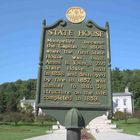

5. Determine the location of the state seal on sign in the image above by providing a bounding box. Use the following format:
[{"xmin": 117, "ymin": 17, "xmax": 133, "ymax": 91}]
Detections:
[{"xmin": 66, "ymin": 7, "xmax": 86, "ymax": 23}]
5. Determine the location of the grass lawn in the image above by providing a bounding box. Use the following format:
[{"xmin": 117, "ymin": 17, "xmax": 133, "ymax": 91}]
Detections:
[
  {"xmin": 0, "ymin": 124, "xmax": 52, "ymax": 140},
  {"xmin": 113, "ymin": 118, "xmax": 140, "ymax": 136}
]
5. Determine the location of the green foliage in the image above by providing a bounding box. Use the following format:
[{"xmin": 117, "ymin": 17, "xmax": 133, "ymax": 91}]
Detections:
[
  {"xmin": 0, "ymin": 125, "xmax": 50, "ymax": 140},
  {"xmin": 0, "ymin": 79, "xmax": 36, "ymax": 113},
  {"xmin": 112, "ymin": 68, "xmax": 140, "ymax": 109},
  {"xmin": 133, "ymin": 109, "xmax": 140, "ymax": 122},
  {"xmin": 0, "ymin": 68, "xmax": 140, "ymax": 113},
  {"xmin": 36, "ymin": 114, "xmax": 48, "ymax": 125},
  {"xmin": 114, "ymin": 111, "xmax": 131, "ymax": 125},
  {"xmin": 9, "ymin": 112, "xmax": 21, "ymax": 126},
  {"xmin": 81, "ymin": 128, "xmax": 94, "ymax": 140},
  {"xmin": 113, "ymin": 118, "xmax": 140, "ymax": 135},
  {"xmin": 114, "ymin": 111, "xmax": 125, "ymax": 120},
  {"xmin": 21, "ymin": 112, "xmax": 35, "ymax": 124},
  {"xmin": 112, "ymin": 68, "xmax": 124, "ymax": 92},
  {"xmin": 20, "ymin": 104, "xmax": 35, "ymax": 124}
]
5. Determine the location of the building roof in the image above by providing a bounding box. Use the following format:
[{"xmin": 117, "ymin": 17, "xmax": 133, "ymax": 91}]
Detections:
[
  {"xmin": 113, "ymin": 92, "xmax": 132, "ymax": 96},
  {"xmin": 20, "ymin": 97, "xmax": 35, "ymax": 104}
]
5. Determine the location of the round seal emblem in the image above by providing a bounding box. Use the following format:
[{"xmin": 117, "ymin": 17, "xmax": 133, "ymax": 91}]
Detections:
[{"xmin": 66, "ymin": 7, "xmax": 86, "ymax": 23}]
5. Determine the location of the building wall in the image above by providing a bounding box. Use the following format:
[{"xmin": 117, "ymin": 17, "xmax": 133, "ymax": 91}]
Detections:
[
  {"xmin": 20, "ymin": 98, "xmax": 42, "ymax": 115},
  {"xmin": 113, "ymin": 95, "xmax": 133, "ymax": 114}
]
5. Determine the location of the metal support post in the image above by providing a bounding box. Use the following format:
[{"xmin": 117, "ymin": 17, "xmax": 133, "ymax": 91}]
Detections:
[{"xmin": 67, "ymin": 128, "xmax": 81, "ymax": 140}]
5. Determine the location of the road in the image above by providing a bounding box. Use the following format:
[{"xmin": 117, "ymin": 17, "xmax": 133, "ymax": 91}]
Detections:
[
  {"xmin": 25, "ymin": 129, "xmax": 140, "ymax": 140},
  {"xmin": 25, "ymin": 115, "xmax": 140, "ymax": 140}
]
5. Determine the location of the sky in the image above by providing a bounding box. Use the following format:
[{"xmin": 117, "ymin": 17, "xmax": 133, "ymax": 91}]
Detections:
[{"xmin": 0, "ymin": 0, "xmax": 140, "ymax": 84}]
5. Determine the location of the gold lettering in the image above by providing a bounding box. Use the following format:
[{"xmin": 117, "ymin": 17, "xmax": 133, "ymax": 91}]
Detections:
[
  {"xmin": 46, "ymin": 50, "xmax": 60, "ymax": 54},
  {"xmin": 54, "ymin": 78, "xmax": 66, "ymax": 82},
  {"xmin": 51, "ymin": 71, "xmax": 65, "ymax": 76},
  {"xmin": 91, "ymin": 56, "xmax": 104, "ymax": 61},
  {"xmin": 78, "ymin": 30, "xmax": 104, "ymax": 37},
  {"xmin": 96, "ymin": 91, "xmax": 107, "ymax": 96},
  {"xmin": 83, "ymin": 91, "xmax": 92, "ymax": 95},
  {"xmin": 78, "ymin": 50, "xmax": 90, "ymax": 55},
  {"xmin": 47, "ymin": 29, "xmax": 74, "ymax": 36},
  {"xmin": 69, "ymin": 78, "xmax": 75, "ymax": 83},
  {"xmin": 72, "ymin": 56, "xmax": 82, "ymax": 60},
  {"xmin": 65, "ymin": 61, "xmax": 70, "ymax": 65},
  {"xmin": 79, "ymin": 72, "xmax": 92, "ymax": 77},
  {"xmin": 60, "ymin": 44, "xmax": 77, "ymax": 49},
  {"xmin": 46, "ymin": 44, "xmax": 55, "ymax": 48},
  {"xmin": 96, "ymin": 79, "xmax": 106, "ymax": 84},
  {"xmin": 73, "ymin": 61, "xmax": 92, "ymax": 67},
  {"xmin": 84, "ymin": 96, "xmax": 98, "ymax": 102},
  {"xmin": 81, "ymin": 84, "xmax": 93, "ymax": 89},
  {"xmin": 44, "ymin": 95, "xmax": 72, "ymax": 101},
  {"xmin": 95, "ymin": 61, "xmax": 106, "ymax": 66},
  {"xmin": 94, "ymin": 73, "xmax": 106, "ymax": 78},
  {"xmin": 46, "ymin": 60, "xmax": 61, "ymax": 65},
  {"xmin": 92, "ymin": 50, "xmax": 105, "ymax": 55},
  {"xmin": 64, "ymin": 50, "xmax": 73, "ymax": 54},
  {"xmin": 71, "ymin": 84, "xmax": 77, "ymax": 89},
  {"xmin": 96, "ymin": 84, "xmax": 106, "ymax": 90},
  {"xmin": 74, "ymin": 91, "xmax": 81, "ymax": 95},
  {"xmin": 67, "ymin": 66, "xmax": 85, "ymax": 71},
  {"xmin": 44, "ymin": 78, "xmax": 52, "ymax": 83},
  {"xmin": 90, "ymin": 45, "xmax": 104, "ymax": 50},
  {"xmin": 76, "ymin": 96, "xmax": 82, "ymax": 101},
  {"xmin": 78, "ymin": 78, "xmax": 91, "ymax": 83},
  {"xmin": 44, "ymin": 90, "xmax": 71, "ymax": 95},
  {"xmin": 93, "ymin": 67, "xmax": 106, "ymax": 72},
  {"xmin": 67, "ymin": 72, "xmax": 77, "ymax": 77},
  {"xmin": 46, "ymin": 66, "xmax": 60, "ymax": 71},
  {"xmin": 46, "ymin": 55, "xmax": 63, "ymax": 59},
  {"xmin": 45, "ymin": 72, "xmax": 50, "ymax": 76},
  {"xmin": 47, "ymin": 38, "xmax": 75, "ymax": 45},
  {"xmin": 84, "ymin": 40, "xmax": 104, "ymax": 45},
  {"xmin": 44, "ymin": 83, "xmax": 64, "ymax": 88}
]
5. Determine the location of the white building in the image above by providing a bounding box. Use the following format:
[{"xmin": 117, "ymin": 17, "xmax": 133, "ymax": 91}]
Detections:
[
  {"xmin": 113, "ymin": 87, "xmax": 134, "ymax": 114},
  {"xmin": 20, "ymin": 87, "xmax": 134, "ymax": 115},
  {"xmin": 20, "ymin": 97, "xmax": 42, "ymax": 115}
]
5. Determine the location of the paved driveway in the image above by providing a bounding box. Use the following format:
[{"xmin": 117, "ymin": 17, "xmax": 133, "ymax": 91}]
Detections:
[
  {"xmin": 25, "ymin": 129, "xmax": 140, "ymax": 140},
  {"xmin": 25, "ymin": 130, "xmax": 66, "ymax": 140},
  {"xmin": 94, "ymin": 132, "xmax": 140, "ymax": 140},
  {"xmin": 25, "ymin": 115, "xmax": 140, "ymax": 140}
]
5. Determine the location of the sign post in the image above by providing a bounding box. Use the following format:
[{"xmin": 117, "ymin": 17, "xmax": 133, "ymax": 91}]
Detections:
[{"xmin": 36, "ymin": 7, "xmax": 112, "ymax": 140}]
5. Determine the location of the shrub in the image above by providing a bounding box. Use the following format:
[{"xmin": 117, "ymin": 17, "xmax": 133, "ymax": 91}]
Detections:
[
  {"xmin": 36, "ymin": 114, "xmax": 48, "ymax": 126},
  {"xmin": 133, "ymin": 108, "xmax": 140, "ymax": 122},
  {"xmin": 114, "ymin": 111, "xmax": 125, "ymax": 120},
  {"xmin": 10, "ymin": 112, "xmax": 21, "ymax": 125},
  {"xmin": 81, "ymin": 128, "xmax": 93, "ymax": 140},
  {"xmin": 21, "ymin": 112, "xmax": 34, "ymax": 124}
]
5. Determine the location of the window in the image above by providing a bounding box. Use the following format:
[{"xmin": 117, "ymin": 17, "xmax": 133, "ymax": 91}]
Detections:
[
  {"xmin": 124, "ymin": 108, "xmax": 127, "ymax": 113},
  {"xmin": 123, "ymin": 99, "xmax": 127, "ymax": 106},
  {"xmin": 115, "ymin": 99, "xmax": 119, "ymax": 106}
]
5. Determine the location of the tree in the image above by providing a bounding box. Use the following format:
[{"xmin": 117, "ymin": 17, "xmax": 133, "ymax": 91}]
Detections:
[
  {"xmin": 114, "ymin": 111, "xmax": 129, "ymax": 127},
  {"xmin": 0, "ymin": 93, "xmax": 6, "ymax": 113},
  {"xmin": 36, "ymin": 114, "xmax": 48, "ymax": 126},
  {"xmin": 133, "ymin": 109, "xmax": 140, "ymax": 122},
  {"xmin": 112, "ymin": 67, "xmax": 124, "ymax": 92},
  {"xmin": 0, "ymin": 79, "xmax": 36, "ymax": 113},
  {"xmin": 6, "ymin": 93, "xmax": 19, "ymax": 112},
  {"xmin": 10, "ymin": 112, "xmax": 21, "ymax": 126},
  {"xmin": 20, "ymin": 103, "xmax": 34, "ymax": 124}
]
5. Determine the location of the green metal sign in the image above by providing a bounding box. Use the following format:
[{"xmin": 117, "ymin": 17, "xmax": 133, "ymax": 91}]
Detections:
[{"xmin": 36, "ymin": 19, "xmax": 112, "ymax": 126}]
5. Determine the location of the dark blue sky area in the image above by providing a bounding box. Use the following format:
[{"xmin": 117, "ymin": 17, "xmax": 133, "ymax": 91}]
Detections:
[{"xmin": 0, "ymin": 0, "xmax": 140, "ymax": 83}]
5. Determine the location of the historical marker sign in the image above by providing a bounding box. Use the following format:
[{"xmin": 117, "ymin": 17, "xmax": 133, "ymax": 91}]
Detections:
[{"xmin": 36, "ymin": 7, "xmax": 112, "ymax": 125}]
